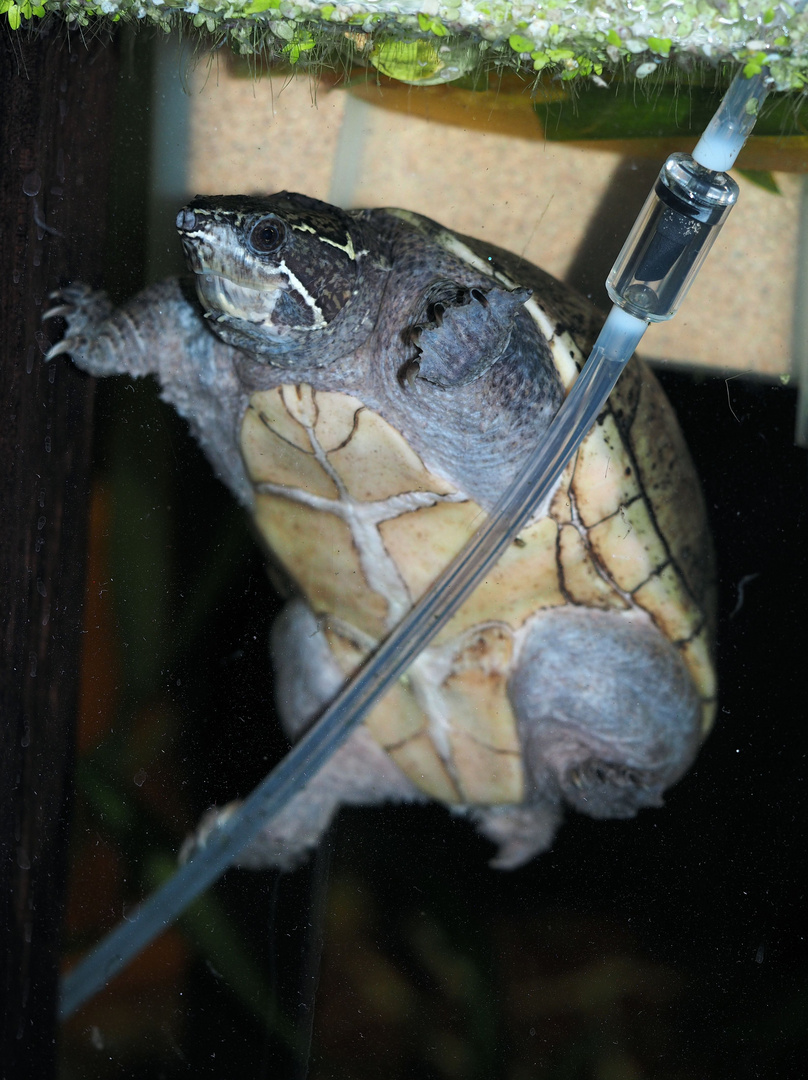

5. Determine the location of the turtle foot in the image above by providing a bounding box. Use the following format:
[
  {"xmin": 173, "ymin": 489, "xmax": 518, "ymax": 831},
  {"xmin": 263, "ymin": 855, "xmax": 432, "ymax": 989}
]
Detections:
[
  {"xmin": 471, "ymin": 802, "xmax": 562, "ymax": 870},
  {"xmin": 43, "ymin": 284, "xmax": 118, "ymax": 375}
]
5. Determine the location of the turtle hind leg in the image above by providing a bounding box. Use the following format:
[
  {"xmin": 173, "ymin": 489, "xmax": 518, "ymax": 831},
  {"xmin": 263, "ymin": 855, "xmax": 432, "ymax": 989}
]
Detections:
[
  {"xmin": 185, "ymin": 598, "xmax": 425, "ymax": 871},
  {"xmin": 508, "ymin": 607, "xmax": 702, "ymax": 828},
  {"xmin": 226, "ymin": 723, "xmax": 425, "ymax": 870},
  {"xmin": 468, "ymin": 802, "xmax": 562, "ymax": 870}
]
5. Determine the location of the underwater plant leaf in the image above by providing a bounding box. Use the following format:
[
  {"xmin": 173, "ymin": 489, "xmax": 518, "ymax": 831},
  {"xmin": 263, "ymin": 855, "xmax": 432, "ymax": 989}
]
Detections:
[{"xmin": 737, "ymin": 169, "xmax": 781, "ymax": 194}]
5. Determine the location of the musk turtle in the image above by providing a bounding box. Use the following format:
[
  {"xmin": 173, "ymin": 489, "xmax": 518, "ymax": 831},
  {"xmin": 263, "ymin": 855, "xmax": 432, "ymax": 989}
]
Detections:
[{"xmin": 50, "ymin": 191, "xmax": 715, "ymax": 869}]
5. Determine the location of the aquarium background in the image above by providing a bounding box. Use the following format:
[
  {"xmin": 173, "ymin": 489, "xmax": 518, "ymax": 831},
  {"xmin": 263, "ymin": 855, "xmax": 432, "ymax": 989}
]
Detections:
[{"xmin": 58, "ymin": 35, "xmax": 807, "ymax": 1080}]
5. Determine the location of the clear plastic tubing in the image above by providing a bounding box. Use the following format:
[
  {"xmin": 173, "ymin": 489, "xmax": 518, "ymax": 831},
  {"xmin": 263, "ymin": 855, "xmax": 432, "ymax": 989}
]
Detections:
[
  {"xmin": 59, "ymin": 65, "xmax": 770, "ymax": 1021},
  {"xmin": 607, "ymin": 68, "xmax": 770, "ymax": 322}
]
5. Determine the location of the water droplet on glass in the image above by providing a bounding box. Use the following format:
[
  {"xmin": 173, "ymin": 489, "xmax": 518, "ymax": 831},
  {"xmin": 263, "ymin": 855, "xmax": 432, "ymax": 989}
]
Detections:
[{"xmin": 22, "ymin": 171, "xmax": 41, "ymax": 197}]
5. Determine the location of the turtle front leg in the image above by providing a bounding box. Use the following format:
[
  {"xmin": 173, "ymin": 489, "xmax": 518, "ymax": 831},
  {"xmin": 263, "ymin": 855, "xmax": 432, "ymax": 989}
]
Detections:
[
  {"xmin": 188, "ymin": 599, "xmax": 426, "ymax": 871},
  {"xmin": 46, "ymin": 278, "xmax": 254, "ymax": 506},
  {"xmin": 495, "ymin": 606, "xmax": 702, "ymax": 865},
  {"xmin": 45, "ymin": 280, "xmax": 196, "ymax": 380}
]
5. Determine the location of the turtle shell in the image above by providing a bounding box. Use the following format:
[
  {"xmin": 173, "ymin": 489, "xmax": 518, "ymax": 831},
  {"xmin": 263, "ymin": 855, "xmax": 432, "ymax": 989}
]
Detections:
[
  {"xmin": 50, "ymin": 192, "xmax": 716, "ymax": 863},
  {"xmin": 238, "ymin": 293, "xmax": 714, "ymax": 807}
]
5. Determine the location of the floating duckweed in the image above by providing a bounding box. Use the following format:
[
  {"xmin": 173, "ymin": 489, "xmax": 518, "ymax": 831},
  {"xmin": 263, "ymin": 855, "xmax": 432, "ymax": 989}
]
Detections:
[
  {"xmin": 370, "ymin": 35, "xmax": 476, "ymax": 83},
  {"xmin": 6, "ymin": 0, "xmax": 808, "ymax": 91},
  {"xmin": 647, "ymin": 35, "xmax": 671, "ymax": 56},
  {"xmin": 508, "ymin": 32, "xmax": 535, "ymax": 53}
]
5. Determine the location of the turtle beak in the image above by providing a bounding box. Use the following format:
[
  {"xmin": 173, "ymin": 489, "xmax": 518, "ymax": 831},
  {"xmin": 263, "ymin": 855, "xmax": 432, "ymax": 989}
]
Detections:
[{"xmin": 194, "ymin": 272, "xmax": 278, "ymax": 326}]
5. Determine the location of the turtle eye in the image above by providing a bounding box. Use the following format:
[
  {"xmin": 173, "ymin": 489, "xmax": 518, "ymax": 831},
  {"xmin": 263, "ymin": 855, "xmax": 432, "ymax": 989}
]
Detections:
[{"xmin": 248, "ymin": 216, "xmax": 286, "ymax": 256}]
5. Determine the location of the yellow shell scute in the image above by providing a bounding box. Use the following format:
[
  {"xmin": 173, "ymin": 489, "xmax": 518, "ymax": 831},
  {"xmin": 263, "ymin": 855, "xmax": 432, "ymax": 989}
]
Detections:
[
  {"xmin": 678, "ymin": 626, "xmax": 717, "ymax": 710},
  {"xmin": 570, "ymin": 414, "xmax": 640, "ymax": 527},
  {"xmin": 629, "ymin": 381, "xmax": 713, "ymax": 606},
  {"xmin": 378, "ymin": 499, "xmax": 481, "ymax": 605},
  {"xmin": 359, "ymin": 678, "xmax": 461, "ymax": 803},
  {"xmin": 700, "ymin": 699, "xmax": 717, "ymax": 736},
  {"xmin": 449, "ymin": 732, "xmax": 523, "ymax": 804},
  {"xmin": 543, "ymin": 320, "xmax": 583, "ymax": 390},
  {"xmin": 438, "ymin": 625, "xmax": 524, "ymax": 803},
  {"xmin": 328, "ymin": 619, "xmax": 524, "ymax": 805},
  {"xmin": 632, "ymin": 563, "xmax": 703, "ymax": 644},
  {"xmin": 441, "ymin": 516, "xmax": 566, "ymax": 640},
  {"xmin": 253, "ymin": 493, "xmax": 390, "ymax": 639},
  {"xmin": 241, "ymin": 397, "xmax": 338, "ymax": 499},
  {"xmin": 586, "ymin": 498, "xmax": 668, "ymax": 594},
  {"xmin": 309, "ymin": 388, "xmax": 364, "ymax": 452},
  {"xmin": 327, "ymin": 407, "xmax": 457, "ymax": 502},
  {"xmin": 280, "ymin": 382, "xmax": 319, "ymax": 433},
  {"xmin": 556, "ymin": 523, "xmax": 629, "ymax": 611},
  {"xmin": 257, "ymin": 386, "xmax": 313, "ymax": 451},
  {"xmin": 383, "ymin": 730, "xmax": 462, "ymax": 804}
]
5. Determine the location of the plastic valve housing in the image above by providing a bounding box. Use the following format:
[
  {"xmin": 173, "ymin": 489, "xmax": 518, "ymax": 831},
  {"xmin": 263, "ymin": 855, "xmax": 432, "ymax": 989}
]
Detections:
[{"xmin": 607, "ymin": 152, "xmax": 739, "ymax": 323}]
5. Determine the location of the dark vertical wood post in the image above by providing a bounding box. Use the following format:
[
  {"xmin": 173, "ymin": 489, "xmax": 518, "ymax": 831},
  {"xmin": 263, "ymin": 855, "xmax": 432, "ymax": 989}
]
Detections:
[{"xmin": 0, "ymin": 25, "xmax": 119, "ymax": 1077}]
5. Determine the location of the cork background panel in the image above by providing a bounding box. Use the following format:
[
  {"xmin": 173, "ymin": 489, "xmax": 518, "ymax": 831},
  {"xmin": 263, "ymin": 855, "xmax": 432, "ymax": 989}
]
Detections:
[{"xmin": 187, "ymin": 66, "xmax": 798, "ymax": 376}]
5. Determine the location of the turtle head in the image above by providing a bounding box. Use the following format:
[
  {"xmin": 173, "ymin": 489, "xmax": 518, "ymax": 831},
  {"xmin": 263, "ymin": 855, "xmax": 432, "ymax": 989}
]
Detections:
[{"xmin": 176, "ymin": 192, "xmax": 382, "ymax": 367}]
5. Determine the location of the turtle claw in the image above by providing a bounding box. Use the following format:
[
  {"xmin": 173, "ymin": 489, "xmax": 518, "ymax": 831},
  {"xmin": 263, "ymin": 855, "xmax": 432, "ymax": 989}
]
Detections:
[
  {"xmin": 42, "ymin": 303, "xmax": 74, "ymax": 322},
  {"xmin": 179, "ymin": 802, "xmax": 241, "ymax": 865},
  {"xmin": 397, "ymin": 358, "xmax": 421, "ymax": 388},
  {"xmin": 41, "ymin": 284, "xmax": 115, "ymax": 372},
  {"xmin": 44, "ymin": 338, "xmax": 79, "ymax": 362}
]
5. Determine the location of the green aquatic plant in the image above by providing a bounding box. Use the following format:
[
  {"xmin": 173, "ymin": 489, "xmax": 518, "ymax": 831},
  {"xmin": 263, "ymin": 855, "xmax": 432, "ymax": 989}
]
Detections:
[{"xmin": 4, "ymin": 0, "xmax": 807, "ymax": 90}]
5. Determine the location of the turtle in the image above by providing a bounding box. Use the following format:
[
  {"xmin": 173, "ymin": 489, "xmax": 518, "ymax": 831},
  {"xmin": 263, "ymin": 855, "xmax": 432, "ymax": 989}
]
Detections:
[{"xmin": 48, "ymin": 191, "xmax": 715, "ymax": 870}]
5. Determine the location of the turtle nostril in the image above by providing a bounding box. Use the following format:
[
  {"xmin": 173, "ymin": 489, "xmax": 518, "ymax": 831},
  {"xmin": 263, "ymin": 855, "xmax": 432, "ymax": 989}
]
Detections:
[{"xmin": 176, "ymin": 207, "xmax": 197, "ymax": 233}]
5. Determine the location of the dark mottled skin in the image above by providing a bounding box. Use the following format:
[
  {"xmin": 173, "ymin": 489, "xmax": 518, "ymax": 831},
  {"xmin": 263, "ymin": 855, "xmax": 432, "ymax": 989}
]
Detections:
[{"xmin": 50, "ymin": 192, "xmax": 711, "ymax": 870}]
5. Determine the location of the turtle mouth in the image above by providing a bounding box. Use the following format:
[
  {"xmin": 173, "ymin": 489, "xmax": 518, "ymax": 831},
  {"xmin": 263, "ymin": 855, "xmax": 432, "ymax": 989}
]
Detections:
[{"xmin": 195, "ymin": 271, "xmax": 282, "ymax": 327}]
